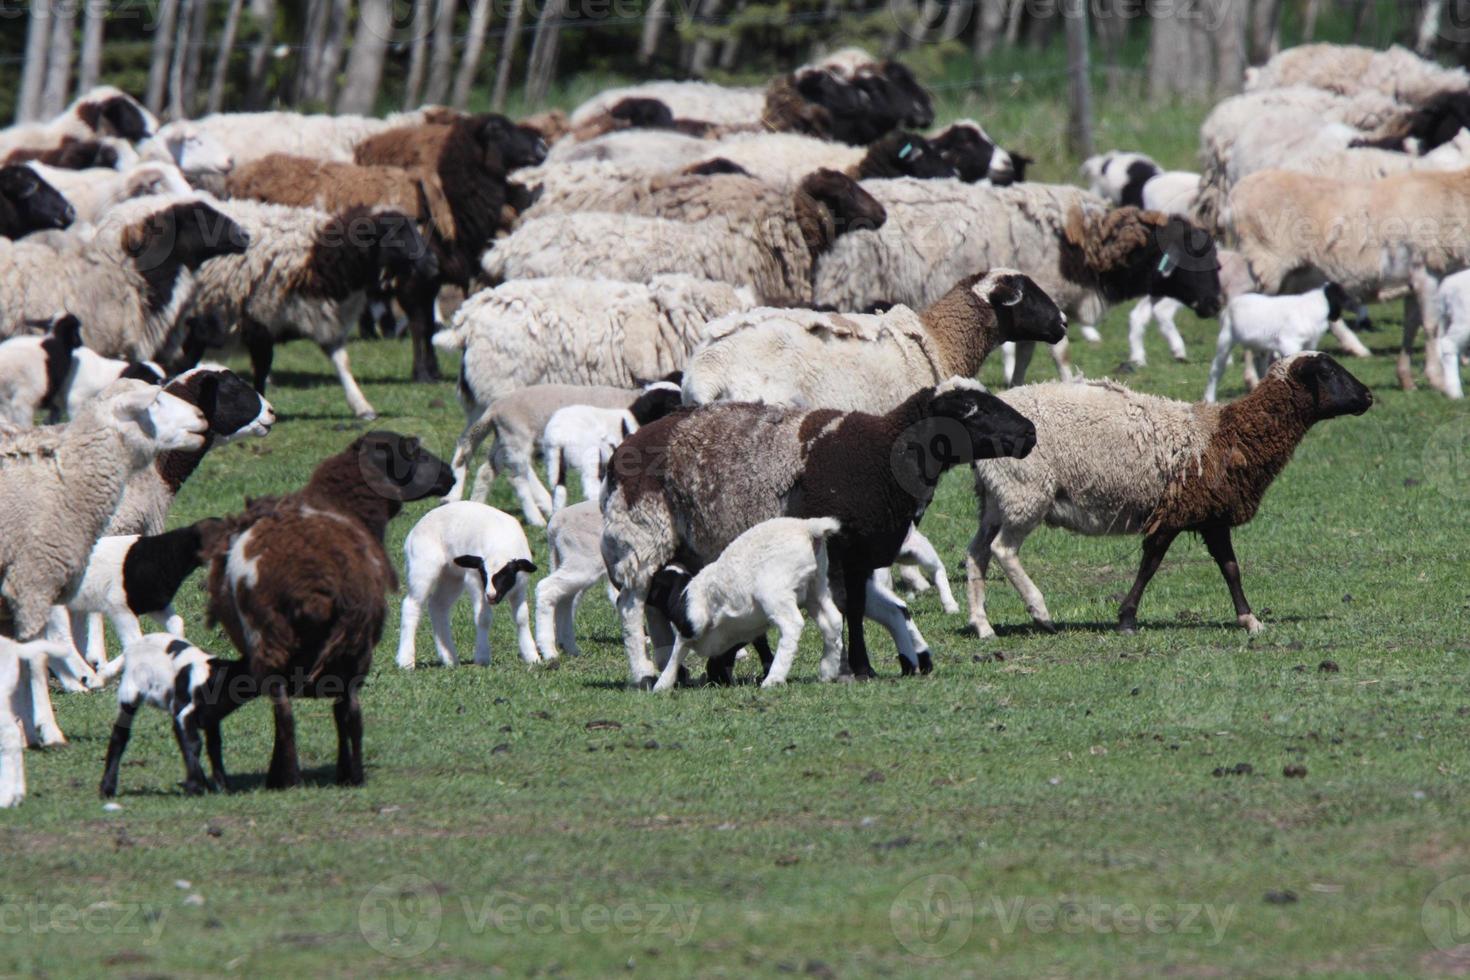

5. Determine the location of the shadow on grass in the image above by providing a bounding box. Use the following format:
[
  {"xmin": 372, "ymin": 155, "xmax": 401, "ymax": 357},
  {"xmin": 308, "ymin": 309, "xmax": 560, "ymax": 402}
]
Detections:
[{"xmin": 952, "ymin": 614, "xmax": 1324, "ymax": 638}]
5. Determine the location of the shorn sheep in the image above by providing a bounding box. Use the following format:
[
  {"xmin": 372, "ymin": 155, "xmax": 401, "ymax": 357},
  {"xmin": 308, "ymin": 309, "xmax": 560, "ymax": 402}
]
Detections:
[
  {"xmin": 205, "ymin": 433, "xmax": 454, "ymax": 788},
  {"xmin": 601, "ymin": 378, "xmax": 1038, "ymax": 687},
  {"xmin": 0, "ymin": 164, "xmax": 75, "ymax": 238},
  {"xmin": 965, "ymin": 354, "xmax": 1373, "ymax": 639},
  {"xmin": 813, "ymin": 180, "xmax": 1223, "ymax": 384},
  {"xmin": 645, "ymin": 517, "xmax": 846, "ymax": 691},
  {"xmin": 436, "ymin": 275, "xmax": 754, "ymax": 398},
  {"xmin": 682, "ymin": 269, "xmax": 1066, "ymax": 412},
  {"xmin": 1205, "ymin": 283, "xmax": 1362, "ymax": 403},
  {"xmin": 395, "ymin": 501, "xmax": 538, "ymax": 670},
  {"xmin": 98, "ymin": 634, "xmax": 255, "ymax": 798}
]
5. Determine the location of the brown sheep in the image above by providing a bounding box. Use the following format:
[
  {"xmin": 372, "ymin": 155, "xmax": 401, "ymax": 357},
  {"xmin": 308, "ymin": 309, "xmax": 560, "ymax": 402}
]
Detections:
[{"xmin": 205, "ymin": 433, "xmax": 454, "ymax": 789}]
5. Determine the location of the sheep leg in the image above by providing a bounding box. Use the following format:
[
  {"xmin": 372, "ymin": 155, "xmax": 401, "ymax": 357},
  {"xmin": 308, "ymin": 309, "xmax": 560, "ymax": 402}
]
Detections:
[
  {"xmin": 808, "ymin": 585, "xmax": 846, "ymax": 683},
  {"xmin": 22, "ymin": 658, "xmax": 66, "ymax": 747},
  {"xmin": 1006, "ymin": 342, "xmax": 1036, "ymax": 387},
  {"xmin": 842, "ymin": 565, "xmax": 875, "ymax": 679},
  {"xmin": 448, "ymin": 408, "xmax": 496, "ymax": 502},
  {"xmin": 1441, "ymin": 335, "xmax": 1466, "ymax": 400},
  {"xmin": 322, "ymin": 342, "xmax": 378, "ymax": 421},
  {"xmin": 760, "ymin": 601, "xmax": 807, "ymax": 687},
  {"xmin": 1328, "ymin": 321, "xmax": 1371, "ymax": 358},
  {"xmin": 427, "ymin": 584, "xmax": 461, "ymax": 667},
  {"xmin": 203, "ymin": 723, "xmax": 228, "ymax": 791},
  {"xmin": 991, "ymin": 525, "xmax": 1054, "ymax": 633},
  {"xmin": 404, "ymin": 289, "xmax": 442, "ymax": 383},
  {"xmin": 1243, "ymin": 350, "xmax": 1263, "ymax": 390},
  {"xmin": 893, "ymin": 564, "xmax": 930, "ymax": 594},
  {"xmin": 1049, "ymin": 338, "xmax": 1075, "ymax": 382},
  {"xmin": 1400, "ymin": 294, "xmax": 1423, "ymax": 392},
  {"xmin": 706, "ymin": 645, "xmax": 740, "ymax": 686},
  {"xmin": 617, "ymin": 586, "xmax": 659, "ymax": 689},
  {"xmin": 965, "ymin": 513, "xmax": 1004, "ymax": 639},
  {"xmin": 172, "ymin": 708, "xmax": 212, "ymax": 796},
  {"xmin": 1205, "ymin": 326, "xmax": 1233, "ymax": 403},
  {"xmin": 1127, "ymin": 299, "xmax": 1153, "ymax": 367},
  {"xmin": 505, "ymin": 454, "xmax": 550, "ymax": 528},
  {"xmin": 903, "ymin": 531, "xmax": 958, "ymax": 614},
  {"xmin": 1155, "ymin": 298, "xmax": 1188, "ymax": 362},
  {"xmin": 534, "ymin": 570, "xmax": 584, "ymax": 661},
  {"xmin": 647, "ymin": 606, "xmax": 675, "ymax": 671},
  {"xmin": 1, "ymin": 706, "xmax": 26, "ymax": 808},
  {"xmin": 155, "ymin": 605, "xmax": 185, "ymax": 637},
  {"xmin": 1201, "ymin": 526, "xmax": 1261, "ymax": 634},
  {"xmin": 107, "ymin": 610, "xmax": 144, "ymax": 661},
  {"xmin": 1413, "ymin": 268, "xmax": 1447, "ymax": 392},
  {"xmin": 651, "ymin": 638, "xmax": 689, "ymax": 693},
  {"xmin": 510, "ymin": 584, "xmax": 538, "ymax": 665},
  {"xmin": 866, "ymin": 576, "xmax": 930, "ymax": 675},
  {"xmin": 1117, "ymin": 529, "xmax": 1180, "ymax": 634},
  {"xmin": 98, "ymin": 700, "xmax": 140, "ymax": 799},
  {"xmin": 242, "ymin": 318, "xmax": 274, "ymax": 394},
  {"xmin": 395, "ymin": 594, "xmax": 423, "ymax": 669},
  {"xmin": 332, "ymin": 682, "xmax": 365, "ymax": 787},
  {"xmin": 263, "ymin": 676, "xmax": 301, "ymax": 790}
]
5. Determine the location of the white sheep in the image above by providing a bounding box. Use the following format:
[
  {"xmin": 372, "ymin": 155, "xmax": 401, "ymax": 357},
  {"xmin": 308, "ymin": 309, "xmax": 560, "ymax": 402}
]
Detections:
[
  {"xmin": 1433, "ymin": 269, "xmax": 1470, "ymax": 399},
  {"xmin": 1245, "ymin": 43, "xmax": 1470, "ymax": 104},
  {"xmin": 187, "ymin": 107, "xmax": 437, "ymax": 166},
  {"xmin": 395, "ymin": 502, "xmax": 539, "ymax": 669},
  {"xmin": 568, "ymin": 81, "xmax": 767, "ymax": 128},
  {"xmin": 541, "ymin": 404, "xmax": 636, "ymax": 513},
  {"xmin": 1, "ymin": 636, "xmax": 101, "ymax": 808},
  {"xmin": 645, "ymin": 517, "xmax": 846, "ymax": 691},
  {"xmin": 1205, "ymin": 283, "xmax": 1366, "ymax": 403},
  {"xmin": 0, "ymin": 87, "xmax": 157, "ymax": 160},
  {"xmin": 533, "ymin": 500, "xmax": 616, "ymax": 662},
  {"xmin": 0, "ymin": 314, "xmax": 82, "ymax": 426},
  {"xmin": 545, "ymin": 128, "xmax": 716, "ymax": 169},
  {"xmin": 24, "ymin": 160, "xmax": 192, "ymax": 224},
  {"xmin": 436, "ymin": 274, "xmax": 754, "ymax": 399},
  {"xmin": 1082, "ymin": 151, "xmax": 1201, "ymax": 215}
]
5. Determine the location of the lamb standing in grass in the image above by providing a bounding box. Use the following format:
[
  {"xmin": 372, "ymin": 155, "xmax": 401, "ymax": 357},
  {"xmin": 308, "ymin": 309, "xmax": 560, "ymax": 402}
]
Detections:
[
  {"xmin": 533, "ymin": 501, "xmax": 616, "ymax": 662},
  {"xmin": 1432, "ymin": 270, "xmax": 1470, "ymax": 399},
  {"xmin": 396, "ymin": 502, "xmax": 538, "ymax": 669},
  {"xmin": 1, "ymin": 637, "xmax": 101, "ymax": 807},
  {"xmin": 644, "ymin": 517, "xmax": 846, "ymax": 691},
  {"xmin": 966, "ymin": 354, "xmax": 1372, "ymax": 639},
  {"xmin": 1205, "ymin": 283, "xmax": 1363, "ymax": 403},
  {"xmin": 542, "ymin": 404, "xmax": 637, "ymax": 513}
]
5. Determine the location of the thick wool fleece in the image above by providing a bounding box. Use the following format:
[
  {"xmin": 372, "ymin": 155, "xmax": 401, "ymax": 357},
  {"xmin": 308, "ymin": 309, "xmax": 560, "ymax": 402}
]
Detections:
[{"xmin": 1245, "ymin": 43, "xmax": 1470, "ymax": 103}]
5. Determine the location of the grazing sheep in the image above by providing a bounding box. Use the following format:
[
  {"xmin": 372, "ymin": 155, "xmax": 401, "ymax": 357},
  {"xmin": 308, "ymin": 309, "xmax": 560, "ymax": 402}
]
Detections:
[
  {"xmin": 395, "ymin": 501, "xmax": 538, "ymax": 669},
  {"xmin": 0, "ymin": 379, "xmax": 205, "ymax": 750},
  {"xmin": 645, "ymin": 517, "xmax": 846, "ymax": 691},
  {"xmin": 98, "ymin": 634, "xmax": 255, "ymax": 798},
  {"xmin": 534, "ymin": 500, "xmax": 615, "ymax": 662},
  {"xmin": 0, "ymin": 198, "xmax": 249, "ymax": 359},
  {"xmin": 187, "ymin": 197, "xmax": 436, "ymax": 419},
  {"xmin": 601, "ymin": 378, "xmax": 1038, "ymax": 686},
  {"xmin": 1205, "ymin": 284, "xmax": 1365, "ymax": 403},
  {"xmin": 0, "ymin": 87, "xmax": 156, "ymax": 160},
  {"xmin": 1, "ymin": 637, "xmax": 101, "ymax": 807},
  {"xmin": 683, "ymin": 269, "xmax": 1065, "ymax": 412},
  {"xmin": 814, "ymin": 180, "xmax": 1223, "ymax": 384},
  {"xmin": 1432, "ymin": 269, "xmax": 1470, "ymax": 399},
  {"xmin": 1225, "ymin": 165, "xmax": 1470, "ymax": 392},
  {"xmin": 966, "ymin": 354, "xmax": 1372, "ymax": 638},
  {"xmin": 205, "ymin": 433, "xmax": 454, "ymax": 789},
  {"xmin": 24, "ymin": 160, "xmax": 192, "ymax": 223},
  {"xmin": 450, "ymin": 381, "xmax": 682, "ymax": 523},
  {"xmin": 435, "ymin": 275, "xmax": 755, "ymax": 397},
  {"xmin": 0, "ymin": 164, "xmax": 75, "ymax": 238}
]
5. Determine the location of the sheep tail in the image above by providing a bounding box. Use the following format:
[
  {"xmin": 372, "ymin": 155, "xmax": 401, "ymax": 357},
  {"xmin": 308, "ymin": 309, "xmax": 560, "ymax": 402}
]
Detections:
[
  {"xmin": 550, "ymin": 446, "xmax": 566, "ymax": 490},
  {"xmin": 680, "ymin": 370, "xmax": 724, "ymax": 406},
  {"xmin": 805, "ymin": 517, "xmax": 842, "ymax": 540},
  {"xmin": 431, "ymin": 323, "xmax": 468, "ymax": 352}
]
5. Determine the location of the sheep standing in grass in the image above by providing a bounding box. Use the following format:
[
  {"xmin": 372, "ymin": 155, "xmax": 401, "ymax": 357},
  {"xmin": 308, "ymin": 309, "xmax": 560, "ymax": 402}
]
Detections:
[
  {"xmin": 966, "ymin": 354, "xmax": 1372, "ymax": 639},
  {"xmin": 396, "ymin": 502, "xmax": 538, "ymax": 669},
  {"xmin": 534, "ymin": 501, "xmax": 615, "ymax": 662},
  {"xmin": 682, "ymin": 270, "xmax": 1065, "ymax": 411},
  {"xmin": 1432, "ymin": 270, "xmax": 1470, "ymax": 399},
  {"xmin": 645, "ymin": 517, "xmax": 846, "ymax": 691},
  {"xmin": 1205, "ymin": 284, "xmax": 1364, "ymax": 403},
  {"xmin": 1, "ymin": 637, "xmax": 101, "ymax": 807}
]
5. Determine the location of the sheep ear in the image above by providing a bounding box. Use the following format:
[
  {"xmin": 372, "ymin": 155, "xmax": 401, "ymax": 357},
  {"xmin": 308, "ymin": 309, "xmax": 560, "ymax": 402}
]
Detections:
[
  {"xmin": 453, "ymin": 554, "xmax": 488, "ymax": 588},
  {"xmin": 985, "ymin": 278, "xmax": 1023, "ymax": 307}
]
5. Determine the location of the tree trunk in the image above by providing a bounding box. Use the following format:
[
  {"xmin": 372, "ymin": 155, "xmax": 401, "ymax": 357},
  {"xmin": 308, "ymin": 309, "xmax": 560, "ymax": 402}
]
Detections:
[
  {"xmin": 1003, "ymin": 0, "xmax": 1024, "ymax": 47},
  {"xmin": 974, "ymin": 0, "xmax": 1009, "ymax": 58},
  {"xmin": 1212, "ymin": 0, "xmax": 1249, "ymax": 94},
  {"xmin": 1149, "ymin": 3, "xmax": 1199, "ymax": 99},
  {"xmin": 41, "ymin": 3, "xmax": 76, "ymax": 119},
  {"xmin": 524, "ymin": 0, "xmax": 567, "ymax": 106},
  {"xmin": 1302, "ymin": 0, "xmax": 1323, "ymax": 42},
  {"xmin": 339, "ymin": 0, "xmax": 392, "ymax": 114},
  {"xmin": 245, "ymin": 0, "xmax": 277, "ymax": 109},
  {"xmin": 146, "ymin": 0, "xmax": 180, "ymax": 114},
  {"xmin": 451, "ymin": 0, "xmax": 494, "ymax": 109},
  {"xmin": 425, "ymin": 0, "xmax": 458, "ymax": 105},
  {"xmin": 639, "ymin": 0, "xmax": 669, "ymax": 64},
  {"xmin": 1064, "ymin": 0, "xmax": 1092, "ymax": 157},
  {"xmin": 1420, "ymin": 0, "xmax": 1446, "ymax": 53},
  {"xmin": 208, "ymin": 0, "xmax": 247, "ymax": 113},
  {"xmin": 167, "ymin": 0, "xmax": 193, "ymax": 119},
  {"xmin": 314, "ymin": 0, "xmax": 351, "ymax": 108},
  {"xmin": 295, "ymin": 0, "xmax": 331, "ymax": 104},
  {"xmin": 78, "ymin": 0, "xmax": 106, "ymax": 96},
  {"xmin": 182, "ymin": 0, "xmax": 210, "ymax": 115},
  {"xmin": 403, "ymin": 0, "xmax": 431, "ymax": 108},
  {"xmin": 1249, "ymin": 0, "xmax": 1284, "ymax": 63},
  {"xmin": 491, "ymin": 0, "xmax": 527, "ymax": 110},
  {"xmin": 16, "ymin": 2, "xmax": 51, "ymax": 122},
  {"xmin": 688, "ymin": 0, "xmax": 725, "ymax": 75}
]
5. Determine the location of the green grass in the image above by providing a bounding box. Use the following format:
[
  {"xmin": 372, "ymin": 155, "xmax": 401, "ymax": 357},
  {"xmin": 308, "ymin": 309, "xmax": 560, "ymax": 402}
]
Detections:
[{"xmin": 5, "ymin": 293, "xmax": 1469, "ymax": 978}]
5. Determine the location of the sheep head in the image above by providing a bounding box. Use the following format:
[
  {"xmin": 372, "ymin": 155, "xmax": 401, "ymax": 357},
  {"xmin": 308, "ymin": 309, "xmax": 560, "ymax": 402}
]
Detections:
[
  {"xmin": 74, "ymin": 89, "xmax": 153, "ymax": 143},
  {"xmin": 971, "ymin": 270, "xmax": 1067, "ymax": 345},
  {"xmin": 794, "ymin": 169, "xmax": 886, "ymax": 259},
  {"xmin": 857, "ymin": 132, "xmax": 954, "ymax": 181},
  {"xmin": 0, "ymin": 165, "xmax": 74, "ymax": 233},
  {"xmin": 1274, "ymin": 352, "xmax": 1373, "ymax": 422},
  {"xmin": 452, "ymin": 555, "xmax": 537, "ymax": 606}
]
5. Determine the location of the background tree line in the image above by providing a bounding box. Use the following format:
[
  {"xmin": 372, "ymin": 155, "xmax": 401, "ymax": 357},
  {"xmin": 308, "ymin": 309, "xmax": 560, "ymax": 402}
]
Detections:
[{"xmin": 4, "ymin": 0, "xmax": 1469, "ymax": 124}]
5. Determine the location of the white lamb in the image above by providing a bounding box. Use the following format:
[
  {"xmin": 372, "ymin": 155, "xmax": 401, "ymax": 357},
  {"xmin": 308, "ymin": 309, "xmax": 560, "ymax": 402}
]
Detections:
[
  {"xmin": 533, "ymin": 501, "xmax": 616, "ymax": 662},
  {"xmin": 1206, "ymin": 283, "xmax": 1364, "ymax": 403},
  {"xmin": 644, "ymin": 517, "xmax": 846, "ymax": 692},
  {"xmin": 396, "ymin": 502, "xmax": 539, "ymax": 669},
  {"xmin": 1433, "ymin": 270, "xmax": 1470, "ymax": 399},
  {"xmin": 1, "ymin": 636, "xmax": 100, "ymax": 808},
  {"xmin": 542, "ymin": 404, "xmax": 636, "ymax": 513},
  {"xmin": 875, "ymin": 526, "xmax": 959, "ymax": 614}
]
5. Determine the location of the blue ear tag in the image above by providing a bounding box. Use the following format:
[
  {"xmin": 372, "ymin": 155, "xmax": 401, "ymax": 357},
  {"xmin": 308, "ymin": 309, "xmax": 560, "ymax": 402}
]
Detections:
[
  {"xmin": 1158, "ymin": 253, "xmax": 1178, "ymax": 276},
  {"xmin": 899, "ymin": 142, "xmax": 914, "ymax": 160}
]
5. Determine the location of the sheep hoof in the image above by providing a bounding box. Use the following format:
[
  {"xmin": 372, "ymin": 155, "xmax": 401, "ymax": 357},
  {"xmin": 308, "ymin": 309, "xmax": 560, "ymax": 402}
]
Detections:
[
  {"xmin": 897, "ymin": 655, "xmax": 915, "ymax": 676},
  {"xmin": 634, "ymin": 676, "xmax": 656, "ymax": 691},
  {"xmin": 917, "ymin": 651, "xmax": 934, "ymax": 675},
  {"xmin": 1238, "ymin": 614, "xmax": 1264, "ymax": 634},
  {"xmin": 1116, "ymin": 361, "xmax": 1138, "ymax": 375},
  {"xmin": 181, "ymin": 780, "xmax": 207, "ymax": 797},
  {"xmin": 1116, "ymin": 618, "xmax": 1138, "ymax": 635},
  {"xmin": 1035, "ymin": 619, "xmax": 1058, "ymax": 635},
  {"xmin": 357, "ymin": 410, "xmax": 379, "ymax": 422}
]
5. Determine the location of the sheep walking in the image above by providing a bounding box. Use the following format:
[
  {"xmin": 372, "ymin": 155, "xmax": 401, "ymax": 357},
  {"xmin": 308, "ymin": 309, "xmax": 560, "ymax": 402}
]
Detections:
[
  {"xmin": 966, "ymin": 354, "xmax": 1373, "ymax": 638},
  {"xmin": 396, "ymin": 502, "xmax": 538, "ymax": 670},
  {"xmin": 645, "ymin": 518, "xmax": 846, "ymax": 691}
]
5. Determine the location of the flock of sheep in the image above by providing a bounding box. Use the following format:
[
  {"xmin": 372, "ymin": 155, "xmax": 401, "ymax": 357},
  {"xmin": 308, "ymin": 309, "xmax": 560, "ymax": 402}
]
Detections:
[{"xmin": 7, "ymin": 39, "xmax": 1461, "ymax": 806}]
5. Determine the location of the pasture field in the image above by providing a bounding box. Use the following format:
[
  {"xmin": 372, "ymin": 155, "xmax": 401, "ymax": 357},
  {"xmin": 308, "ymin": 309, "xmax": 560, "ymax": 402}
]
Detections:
[{"xmin": 5, "ymin": 293, "xmax": 1469, "ymax": 978}]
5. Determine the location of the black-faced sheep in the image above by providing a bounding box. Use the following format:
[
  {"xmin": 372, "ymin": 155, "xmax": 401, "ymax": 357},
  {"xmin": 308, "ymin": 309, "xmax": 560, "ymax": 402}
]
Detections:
[
  {"xmin": 966, "ymin": 354, "xmax": 1372, "ymax": 638},
  {"xmin": 205, "ymin": 433, "xmax": 454, "ymax": 788},
  {"xmin": 0, "ymin": 164, "xmax": 75, "ymax": 238},
  {"xmin": 0, "ymin": 87, "xmax": 157, "ymax": 160},
  {"xmin": 601, "ymin": 378, "xmax": 1038, "ymax": 687}
]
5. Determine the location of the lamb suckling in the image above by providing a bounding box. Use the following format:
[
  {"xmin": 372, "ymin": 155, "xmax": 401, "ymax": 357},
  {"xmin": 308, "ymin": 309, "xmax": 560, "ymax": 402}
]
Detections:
[
  {"xmin": 601, "ymin": 378, "xmax": 1038, "ymax": 687},
  {"xmin": 98, "ymin": 634, "xmax": 255, "ymax": 798},
  {"xmin": 681, "ymin": 269, "xmax": 1066, "ymax": 413},
  {"xmin": 1205, "ymin": 283, "xmax": 1365, "ymax": 403},
  {"xmin": 395, "ymin": 501, "xmax": 538, "ymax": 670},
  {"xmin": 206, "ymin": 433, "xmax": 454, "ymax": 789},
  {"xmin": 1, "ymin": 637, "xmax": 101, "ymax": 807},
  {"xmin": 0, "ymin": 164, "xmax": 75, "ymax": 239},
  {"xmin": 436, "ymin": 275, "xmax": 754, "ymax": 399},
  {"xmin": 644, "ymin": 517, "xmax": 846, "ymax": 691},
  {"xmin": 966, "ymin": 354, "xmax": 1373, "ymax": 639},
  {"xmin": 534, "ymin": 501, "xmax": 617, "ymax": 662},
  {"xmin": 542, "ymin": 405, "xmax": 638, "ymax": 513},
  {"xmin": 24, "ymin": 160, "xmax": 192, "ymax": 223}
]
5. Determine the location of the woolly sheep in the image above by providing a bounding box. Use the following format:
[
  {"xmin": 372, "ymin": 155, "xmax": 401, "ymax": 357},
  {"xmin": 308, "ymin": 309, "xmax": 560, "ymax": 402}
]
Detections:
[
  {"xmin": 0, "ymin": 164, "xmax": 75, "ymax": 238},
  {"xmin": 98, "ymin": 633, "xmax": 254, "ymax": 798},
  {"xmin": 966, "ymin": 355, "xmax": 1373, "ymax": 638},
  {"xmin": 568, "ymin": 81, "xmax": 768, "ymax": 128},
  {"xmin": 1, "ymin": 637, "xmax": 101, "ymax": 807},
  {"xmin": 0, "ymin": 87, "xmax": 156, "ymax": 160},
  {"xmin": 541, "ymin": 404, "xmax": 637, "ymax": 513},
  {"xmin": 682, "ymin": 269, "xmax": 1066, "ymax": 412},
  {"xmin": 533, "ymin": 500, "xmax": 617, "ymax": 662},
  {"xmin": 813, "ymin": 179, "xmax": 1223, "ymax": 384},
  {"xmin": 601, "ymin": 378, "xmax": 1038, "ymax": 687},
  {"xmin": 24, "ymin": 160, "xmax": 192, "ymax": 223},
  {"xmin": 395, "ymin": 501, "xmax": 538, "ymax": 669},
  {"xmin": 645, "ymin": 517, "xmax": 846, "ymax": 691},
  {"xmin": 435, "ymin": 275, "xmax": 755, "ymax": 397},
  {"xmin": 1205, "ymin": 284, "xmax": 1366, "ymax": 403},
  {"xmin": 136, "ymin": 120, "xmax": 235, "ymax": 178},
  {"xmin": 189, "ymin": 107, "xmax": 438, "ymax": 167},
  {"xmin": 1245, "ymin": 43, "xmax": 1470, "ymax": 105}
]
